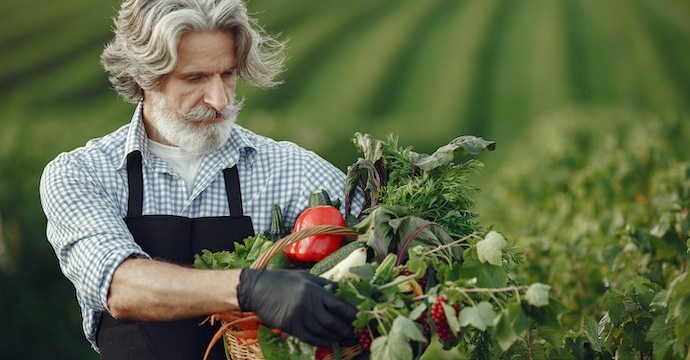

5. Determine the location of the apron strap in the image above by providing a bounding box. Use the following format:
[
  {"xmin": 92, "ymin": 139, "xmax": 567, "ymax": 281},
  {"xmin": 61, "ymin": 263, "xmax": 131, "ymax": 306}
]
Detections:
[
  {"xmin": 126, "ymin": 150, "xmax": 244, "ymax": 217},
  {"xmin": 222, "ymin": 166, "xmax": 244, "ymax": 216},
  {"xmin": 126, "ymin": 151, "xmax": 144, "ymax": 217}
]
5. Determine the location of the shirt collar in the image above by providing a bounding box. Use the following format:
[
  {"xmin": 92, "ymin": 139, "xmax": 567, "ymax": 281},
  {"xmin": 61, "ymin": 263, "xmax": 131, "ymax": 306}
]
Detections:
[{"xmin": 117, "ymin": 102, "xmax": 258, "ymax": 170}]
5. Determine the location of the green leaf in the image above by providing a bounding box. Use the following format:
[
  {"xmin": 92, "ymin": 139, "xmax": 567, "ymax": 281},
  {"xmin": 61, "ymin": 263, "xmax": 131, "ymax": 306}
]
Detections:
[
  {"xmin": 525, "ymin": 283, "xmax": 551, "ymax": 307},
  {"xmin": 507, "ymin": 300, "xmax": 529, "ymax": 335},
  {"xmin": 615, "ymin": 346, "xmax": 635, "ymax": 360},
  {"xmin": 494, "ymin": 309, "xmax": 517, "ymax": 351},
  {"xmin": 410, "ymin": 135, "xmax": 495, "ymax": 171},
  {"xmin": 389, "ymin": 216, "xmax": 456, "ymax": 264},
  {"xmin": 460, "ymin": 247, "xmax": 508, "ymax": 287},
  {"xmin": 370, "ymin": 316, "xmax": 420, "ymax": 360},
  {"xmin": 372, "ymin": 253, "xmax": 398, "ymax": 284},
  {"xmin": 353, "ymin": 132, "xmax": 385, "ymax": 162},
  {"xmin": 436, "ymin": 261, "xmax": 463, "ymax": 284},
  {"xmin": 408, "ymin": 303, "xmax": 427, "ymax": 321},
  {"xmin": 459, "ymin": 301, "xmax": 495, "ymax": 331},
  {"xmin": 441, "ymin": 302, "xmax": 461, "ymax": 334},
  {"xmin": 646, "ymin": 315, "xmax": 674, "ymax": 360},
  {"xmin": 393, "ymin": 316, "xmax": 427, "ymax": 343},
  {"xmin": 583, "ymin": 316, "xmax": 606, "ymax": 353},
  {"xmin": 354, "ymin": 205, "xmax": 407, "ymax": 262},
  {"xmin": 476, "ymin": 231, "xmax": 507, "ymax": 266},
  {"xmin": 258, "ymin": 326, "xmax": 314, "ymax": 360},
  {"xmin": 370, "ymin": 336, "xmax": 391, "ymax": 360},
  {"xmin": 405, "ymin": 256, "xmax": 427, "ymax": 278},
  {"xmin": 603, "ymin": 291, "xmax": 627, "ymax": 326},
  {"xmin": 673, "ymin": 296, "xmax": 690, "ymax": 342},
  {"xmin": 349, "ymin": 264, "xmax": 376, "ymax": 282}
]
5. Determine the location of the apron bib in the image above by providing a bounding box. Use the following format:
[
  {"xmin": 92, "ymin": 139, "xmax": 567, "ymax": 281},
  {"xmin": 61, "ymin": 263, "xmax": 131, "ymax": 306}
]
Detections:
[{"xmin": 97, "ymin": 151, "xmax": 255, "ymax": 360}]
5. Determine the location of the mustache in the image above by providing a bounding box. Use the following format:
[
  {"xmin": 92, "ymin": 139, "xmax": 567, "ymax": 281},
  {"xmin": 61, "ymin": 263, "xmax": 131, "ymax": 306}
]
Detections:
[{"xmin": 183, "ymin": 98, "xmax": 245, "ymax": 122}]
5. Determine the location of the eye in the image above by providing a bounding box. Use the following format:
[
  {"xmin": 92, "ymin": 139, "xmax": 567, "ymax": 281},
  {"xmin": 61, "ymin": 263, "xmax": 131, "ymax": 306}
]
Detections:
[
  {"xmin": 221, "ymin": 69, "xmax": 236, "ymax": 78},
  {"xmin": 186, "ymin": 75, "xmax": 204, "ymax": 83}
]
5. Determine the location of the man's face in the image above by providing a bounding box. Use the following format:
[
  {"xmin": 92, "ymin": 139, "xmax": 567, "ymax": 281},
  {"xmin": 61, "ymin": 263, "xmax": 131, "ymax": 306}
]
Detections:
[{"xmin": 143, "ymin": 30, "xmax": 240, "ymax": 154}]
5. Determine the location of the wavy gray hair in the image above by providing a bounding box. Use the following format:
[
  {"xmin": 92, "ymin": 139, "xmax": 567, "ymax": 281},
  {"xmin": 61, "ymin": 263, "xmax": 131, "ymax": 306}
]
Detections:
[{"xmin": 101, "ymin": 0, "xmax": 284, "ymax": 103}]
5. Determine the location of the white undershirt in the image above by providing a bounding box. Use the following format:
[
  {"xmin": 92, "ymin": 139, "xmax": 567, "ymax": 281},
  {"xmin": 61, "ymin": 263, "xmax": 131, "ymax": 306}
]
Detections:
[{"xmin": 147, "ymin": 140, "xmax": 204, "ymax": 196}]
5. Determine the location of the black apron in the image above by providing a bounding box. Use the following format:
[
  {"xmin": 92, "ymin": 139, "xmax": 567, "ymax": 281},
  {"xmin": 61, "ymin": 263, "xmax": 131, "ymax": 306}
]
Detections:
[{"xmin": 97, "ymin": 151, "xmax": 255, "ymax": 360}]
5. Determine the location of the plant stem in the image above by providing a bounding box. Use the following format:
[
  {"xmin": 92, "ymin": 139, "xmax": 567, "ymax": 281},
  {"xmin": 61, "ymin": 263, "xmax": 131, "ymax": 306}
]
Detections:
[
  {"xmin": 377, "ymin": 274, "xmax": 417, "ymax": 291},
  {"xmin": 460, "ymin": 285, "xmax": 527, "ymax": 293},
  {"xmin": 526, "ymin": 326, "xmax": 533, "ymax": 360},
  {"xmin": 411, "ymin": 285, "xmax": 527, "ymax": 302},
  {"xmin": 459, "ymin": 291, "xmax": 478, "ymax": 307},
  {"xmin": 423, "ymin": 232, "xmax": 480, "ymax": 256}
]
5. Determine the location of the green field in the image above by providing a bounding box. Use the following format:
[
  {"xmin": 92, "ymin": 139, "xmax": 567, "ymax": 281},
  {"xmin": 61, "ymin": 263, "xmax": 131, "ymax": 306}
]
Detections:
[{"xmin": 1, "ymin": 0, "xmax": 689, "ymax": 358}]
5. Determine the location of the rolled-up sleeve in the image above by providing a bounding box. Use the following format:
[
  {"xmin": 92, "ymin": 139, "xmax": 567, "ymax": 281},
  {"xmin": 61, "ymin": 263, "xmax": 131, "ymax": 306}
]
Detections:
[{"xmin": 39, "ymin": 153, "xmax": 149, "ymax": 314}]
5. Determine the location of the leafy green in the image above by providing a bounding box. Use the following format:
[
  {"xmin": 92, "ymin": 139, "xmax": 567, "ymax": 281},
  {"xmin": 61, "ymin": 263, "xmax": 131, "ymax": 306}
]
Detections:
[
  {"xmin": 370, "ymin": 316, "xmax": 425, "ymax": 360},
  {"xmin": 334, "ymin": 132, "xmax": 556, "ymax": 358},
  {"xmin": 257, "ymin": 326, "xmax": 314, "ymax": 360},
  {"xmin": 193, "ymin": 233, "xmax": 272, "ymax": 269},
  {"xmin": 347, "ymin": 133, "xmax": 490, "ymax": 239},
  {"xmin": 379, "ymin": 165, "xmax": 482, "ymax": 239},
  {"xmin": 389, "ymin": 216, "xmax": 458, "ymax": 265},
  {"xmin": 409, "ymin": 135, "xmax": 495, "ymax": 171},
  {"xmin": 354, "ymin": 205, "xmax": 407, "ymax": 262}
]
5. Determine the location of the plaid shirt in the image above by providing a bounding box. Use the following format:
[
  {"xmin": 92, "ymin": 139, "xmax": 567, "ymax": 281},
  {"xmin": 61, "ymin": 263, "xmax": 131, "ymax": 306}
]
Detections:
[{"xmin": 39, "ymin": 103, "xmax": 363, "ymax": 351}]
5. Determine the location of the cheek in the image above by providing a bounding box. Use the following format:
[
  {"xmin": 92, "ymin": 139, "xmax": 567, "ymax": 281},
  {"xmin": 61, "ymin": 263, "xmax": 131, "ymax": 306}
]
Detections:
[{"xmin": 174, "ymin": 88, "xmax": 207, "ymax": 111}]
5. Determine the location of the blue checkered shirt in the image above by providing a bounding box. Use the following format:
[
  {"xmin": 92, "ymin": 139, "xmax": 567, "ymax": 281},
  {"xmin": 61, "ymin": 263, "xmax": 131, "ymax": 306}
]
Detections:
[{"xmin": 39, "ymin": 104, "xmax": 363, "ymax": 351}]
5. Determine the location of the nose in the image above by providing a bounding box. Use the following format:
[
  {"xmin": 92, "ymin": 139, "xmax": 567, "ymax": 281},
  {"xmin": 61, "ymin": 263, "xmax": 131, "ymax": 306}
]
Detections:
[{"xmin": 204, "ymin": 75, "xmax": 229, "ymax": 111}]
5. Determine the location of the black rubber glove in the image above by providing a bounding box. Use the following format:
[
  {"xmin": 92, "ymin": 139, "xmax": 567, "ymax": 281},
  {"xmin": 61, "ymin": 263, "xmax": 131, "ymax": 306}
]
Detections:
[{"xmin": 237, "ymin": 269, "xmax": 359, "ymax": 347}]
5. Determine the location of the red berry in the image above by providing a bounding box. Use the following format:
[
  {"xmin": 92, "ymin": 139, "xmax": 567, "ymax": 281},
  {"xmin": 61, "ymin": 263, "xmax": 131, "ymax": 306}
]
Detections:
[
  {"xmin": 315, "ymin": 347, "xmax": 333, "ymax": 360},
  {"xmin": 416, "ymin": 312, "xmax": 432, "ymax": 349},
  {"xmin": 432, "ymin": 295, "xmax": 457, "ymax": 342},
  {"xmin": 356, "ymin": 328, "xmax": 372, "ymax": 350}
]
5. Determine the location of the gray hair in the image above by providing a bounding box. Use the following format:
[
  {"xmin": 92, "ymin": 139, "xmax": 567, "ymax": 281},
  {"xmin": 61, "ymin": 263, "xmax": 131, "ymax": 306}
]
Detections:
[{"xmin": 101, "ymin": 0, "xmax": 285, "ymax": 103}]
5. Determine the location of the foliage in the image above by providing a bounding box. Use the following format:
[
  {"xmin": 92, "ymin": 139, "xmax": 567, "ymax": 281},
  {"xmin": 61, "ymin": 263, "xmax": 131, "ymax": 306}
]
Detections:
[
  {"xmin": 193, "ymin": 234, "xmax": 273, "ymax": 270},
  {"xmin": 480, "ymin": 108, "xmax": 690, "ymax": 358},
  {"xmin": 2, "ymin": 0, "xmax": 690, "ymax": 356},
  {"xmin": 339, "ymin": 133, "xmax": 559, "ymax": 359}
]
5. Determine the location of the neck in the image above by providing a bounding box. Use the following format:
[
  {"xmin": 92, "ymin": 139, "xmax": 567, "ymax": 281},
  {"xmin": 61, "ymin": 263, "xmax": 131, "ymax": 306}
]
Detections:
[{"xmin": 142, "ymin": 97, "xmax": 172, "ymax": 146}]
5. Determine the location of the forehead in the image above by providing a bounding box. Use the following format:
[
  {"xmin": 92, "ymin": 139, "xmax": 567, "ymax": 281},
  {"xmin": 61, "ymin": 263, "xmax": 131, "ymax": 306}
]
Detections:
[{"xmin": 174, "ymin": 30, "xmax": 237, "ymax": 73}]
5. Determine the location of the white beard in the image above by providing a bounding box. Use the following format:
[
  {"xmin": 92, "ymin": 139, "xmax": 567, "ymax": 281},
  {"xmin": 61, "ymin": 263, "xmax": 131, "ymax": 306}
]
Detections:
[{"xmin": 149, "ymin": 94, "xmax": 243, "ymax": 155}]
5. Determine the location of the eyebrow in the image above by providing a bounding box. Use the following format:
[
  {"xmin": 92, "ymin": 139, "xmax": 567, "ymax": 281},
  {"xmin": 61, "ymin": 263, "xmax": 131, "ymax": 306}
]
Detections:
[{"xmin": 177, "ymin": 66, "xmax": 237, "ymax": 78}]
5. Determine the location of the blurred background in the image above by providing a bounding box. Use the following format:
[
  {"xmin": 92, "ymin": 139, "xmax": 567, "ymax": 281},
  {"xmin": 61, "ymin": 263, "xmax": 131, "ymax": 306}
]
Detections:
[{"xmin": 1, "ymin": 0, "xmax": 688, "ymax": 358}]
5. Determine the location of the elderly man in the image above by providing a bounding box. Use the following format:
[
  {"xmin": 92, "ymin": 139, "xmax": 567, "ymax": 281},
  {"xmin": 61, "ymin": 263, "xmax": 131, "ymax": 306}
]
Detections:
[{"xmin": 39, "ymin": 0, "xmax": 362, "ymax": 359}]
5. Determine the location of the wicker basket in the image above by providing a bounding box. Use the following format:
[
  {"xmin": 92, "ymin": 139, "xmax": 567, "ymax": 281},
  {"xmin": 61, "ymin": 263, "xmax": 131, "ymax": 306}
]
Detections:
[{"xmin": 222, "ymin": 225, "xmax": 364, "ymax": 360}]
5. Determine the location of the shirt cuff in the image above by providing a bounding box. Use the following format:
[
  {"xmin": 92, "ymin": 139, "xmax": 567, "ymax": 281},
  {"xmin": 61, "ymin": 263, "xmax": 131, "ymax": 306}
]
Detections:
[{"xmin": 99, "ymin": 248, "xmax": 151, "ymax": 314}]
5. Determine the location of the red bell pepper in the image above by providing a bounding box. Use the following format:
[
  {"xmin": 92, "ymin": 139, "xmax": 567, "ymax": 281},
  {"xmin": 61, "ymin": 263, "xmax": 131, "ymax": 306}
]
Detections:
[{"xmin": 285, "ymin": 205, "xmax": 346, "ymax": 262}]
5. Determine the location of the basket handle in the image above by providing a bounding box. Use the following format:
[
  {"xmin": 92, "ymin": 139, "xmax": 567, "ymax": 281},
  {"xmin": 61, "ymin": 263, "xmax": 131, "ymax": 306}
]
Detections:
[{"xmin": 251, "ymin": 225, "xmax": 358, "ymax": 269}]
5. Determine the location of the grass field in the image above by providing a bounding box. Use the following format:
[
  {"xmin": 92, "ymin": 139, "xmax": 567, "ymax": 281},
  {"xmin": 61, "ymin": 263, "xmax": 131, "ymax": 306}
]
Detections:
[{"xmin": 1, "ymin": 0, "xmax": 688, "ymax": 358}]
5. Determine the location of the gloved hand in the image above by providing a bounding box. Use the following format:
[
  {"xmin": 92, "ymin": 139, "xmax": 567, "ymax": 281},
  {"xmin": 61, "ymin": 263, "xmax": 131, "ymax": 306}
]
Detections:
[{"xmin": 237, "ymin": 269, "xmax": 358, "ymax": 347}]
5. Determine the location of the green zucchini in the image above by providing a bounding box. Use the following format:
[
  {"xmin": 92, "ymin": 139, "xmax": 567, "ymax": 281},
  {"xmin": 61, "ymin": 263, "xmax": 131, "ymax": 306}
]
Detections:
[
  {"xmin": 269, "ymin": 204, "xmax": 286, "ymax": 241},
  {"xmin": 308, "ymin": 189, "xmax": 333, "ymax": 207},
  {"xmin": 310, "ymin": 241, "xmax": 365, "ymax": 275},
  {"xmin": 266, "ymin": 249, "xmax": 290, "ymax": 269}
]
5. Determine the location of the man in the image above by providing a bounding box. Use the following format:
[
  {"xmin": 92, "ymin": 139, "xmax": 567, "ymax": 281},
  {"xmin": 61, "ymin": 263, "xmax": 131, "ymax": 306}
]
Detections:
[{"xmin": 39, "ymin": 0, "xmax": 363, "ymax": 359}]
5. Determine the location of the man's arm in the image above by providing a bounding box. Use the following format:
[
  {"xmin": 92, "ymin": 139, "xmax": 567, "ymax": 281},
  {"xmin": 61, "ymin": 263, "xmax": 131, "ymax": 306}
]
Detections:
[
  {"xmin": 109, "ymin": 258, "xmax": 359, "ymax": 347},
  {"xmin": 107, "ymin": 258, "xmax": 241, "ymax": 320}
]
